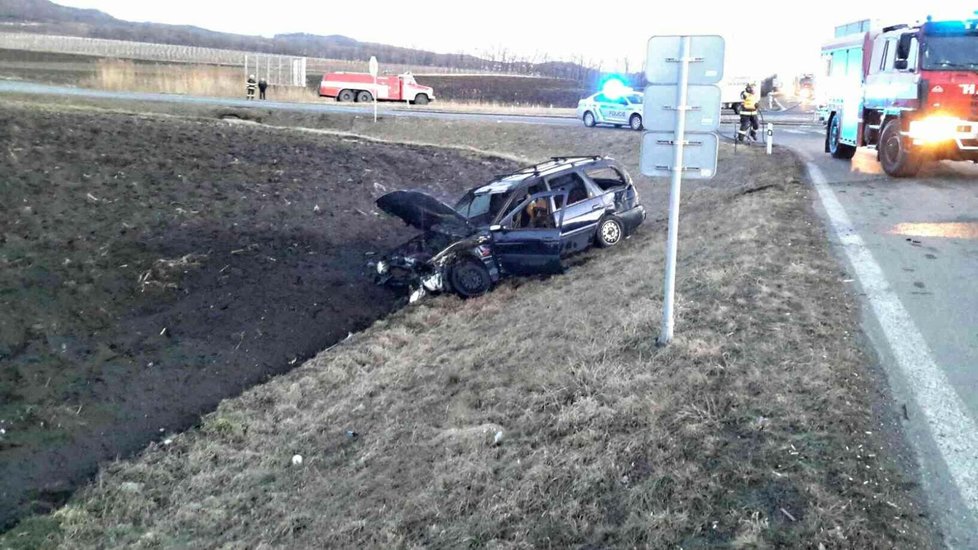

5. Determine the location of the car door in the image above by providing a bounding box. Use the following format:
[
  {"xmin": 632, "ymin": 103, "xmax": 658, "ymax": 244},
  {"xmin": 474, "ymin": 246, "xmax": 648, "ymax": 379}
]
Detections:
[
  {"xmin": 490, "ymin": 190, "xmax": 566, "ymax": 275},
  {"xmin": 599, "ymin": 96, "xmax": 629, "ymax": 124},
  {"xmin": 548, "ymin": 171, "xmax": 605, "ymax": 254}
]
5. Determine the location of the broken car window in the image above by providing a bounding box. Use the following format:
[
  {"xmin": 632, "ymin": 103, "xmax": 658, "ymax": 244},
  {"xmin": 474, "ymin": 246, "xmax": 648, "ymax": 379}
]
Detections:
[
  {"xmin": 584, "ymin": 167, "xmax": 627, "ymax": 191},
  {"xmin": 548, "ymin": 172, "xmax": 590, "ymax": 208},
  {"xmin": 454, "ymin": 189, "xmax": 510, "ymax": 225}
]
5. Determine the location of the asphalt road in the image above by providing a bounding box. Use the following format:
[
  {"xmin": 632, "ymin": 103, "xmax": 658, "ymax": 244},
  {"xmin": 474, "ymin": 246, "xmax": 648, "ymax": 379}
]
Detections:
[
  {"xmin": 779, "ymin": 127, "xmax": 978, "ymax": 548},
  {"xmin": 0, "ymin": 80, "xmax": 815, "ymax": 127}
]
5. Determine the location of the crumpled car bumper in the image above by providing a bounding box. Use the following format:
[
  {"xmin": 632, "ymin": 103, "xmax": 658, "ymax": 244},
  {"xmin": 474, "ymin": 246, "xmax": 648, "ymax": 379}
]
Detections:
[{"xmin": 619, "ymin": 204, "xmax": 647, "ymax": 235}]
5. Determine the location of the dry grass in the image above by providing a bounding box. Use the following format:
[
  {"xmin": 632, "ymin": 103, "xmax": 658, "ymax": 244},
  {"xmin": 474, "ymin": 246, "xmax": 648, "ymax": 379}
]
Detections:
[
  {"xmin": 81, "ymin": 59, "xmax": 317, "ymax": 102},
  {"xmin": 0, "ymin": 110, "xmax": 936, "ymax": 549}
]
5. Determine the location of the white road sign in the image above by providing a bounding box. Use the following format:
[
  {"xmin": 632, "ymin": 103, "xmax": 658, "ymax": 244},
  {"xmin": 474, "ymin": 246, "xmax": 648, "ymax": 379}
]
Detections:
[
  {"xmin": 643, "ymin": 84, "xmax": 722, "ymax": 133},
  {"xmin": 640, "ymin": 132, "xmax": 719, "ymax": 179},
  {"xmin": 645, "ymin": 35, "xmax": 725, "ymax": 85}
]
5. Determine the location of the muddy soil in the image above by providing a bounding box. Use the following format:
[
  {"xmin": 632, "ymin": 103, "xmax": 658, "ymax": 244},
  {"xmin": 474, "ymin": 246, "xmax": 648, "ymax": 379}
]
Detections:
[{"xmin": 0, "ymin": 104, "xmax": 516, "ymax": 528}]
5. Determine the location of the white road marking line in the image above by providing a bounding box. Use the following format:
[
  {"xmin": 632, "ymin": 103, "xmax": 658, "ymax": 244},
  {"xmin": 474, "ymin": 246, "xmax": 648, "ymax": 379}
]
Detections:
[
  {"xmin": 804, "ymin": 160, "xmax": 978, "ymax": 515},
  {"xmin": 782, "ymin": 128, "xmax": 805, "ymax": 134}
]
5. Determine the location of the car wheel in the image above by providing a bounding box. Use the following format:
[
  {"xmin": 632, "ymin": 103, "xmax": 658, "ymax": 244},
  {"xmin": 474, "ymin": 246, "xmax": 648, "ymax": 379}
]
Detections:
[
  {"xmin": 828, "ymin": 114, "xmax": 856, "ymax": 159},
  {"xmin": 629, "ymin": 114, "xmax": 643, "ymax": 131},
  {"xmin": 338, "ymin": 89, "xmax": 355, "ymax": 102},
  {"xmin": 596, "ymin": 217, "xmax": 624, "ymax": 248},
  {"xmin": 583, "ymin": 111, "xmax": 596, "ymax": 127},
  {"xmin": 449, "ymin": 258, "xmax": 491, "ymax": 298},
  {"xmin": 356, "ymin": 90, "xmax": 373, "ymax": 103},
  {"xmin": 413, "ymin": 94, "xmax": 429, "ymax": 105},
  {"xmin": 879, "ymin": 119, "xmax": 922, "ymax": 177}
]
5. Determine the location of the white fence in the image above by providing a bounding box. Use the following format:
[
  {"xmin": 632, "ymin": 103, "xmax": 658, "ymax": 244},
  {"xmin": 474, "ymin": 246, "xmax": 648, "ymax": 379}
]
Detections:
[{"xmin": 0, "ymin": 32, "xmax": 307, "ymax": 86}]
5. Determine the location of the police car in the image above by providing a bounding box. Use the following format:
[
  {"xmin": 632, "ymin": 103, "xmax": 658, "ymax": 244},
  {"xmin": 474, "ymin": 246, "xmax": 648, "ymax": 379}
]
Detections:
[{"xmin": 577, "ymin": 91, "xmax": 644, "ymax": 131}]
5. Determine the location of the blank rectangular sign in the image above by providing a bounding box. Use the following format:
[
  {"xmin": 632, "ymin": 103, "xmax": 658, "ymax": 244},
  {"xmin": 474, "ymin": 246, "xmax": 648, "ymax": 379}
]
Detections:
[
  {"xmin": 645, "ymin": 35, "xmax": 725, "ymax": 85},
  {"xmin": 640, "ymin": 132, "xmax": 719, "ymax": 179},
  {"xmin": 643, "ymin": 84, "xmax": 721, "ymax": 133}
]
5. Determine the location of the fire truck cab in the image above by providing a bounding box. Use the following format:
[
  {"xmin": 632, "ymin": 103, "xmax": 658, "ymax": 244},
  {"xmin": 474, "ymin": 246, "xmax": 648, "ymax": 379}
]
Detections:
[{"xmin": 822, "ymin": 17, "xmax": 978, "ymax": 176}]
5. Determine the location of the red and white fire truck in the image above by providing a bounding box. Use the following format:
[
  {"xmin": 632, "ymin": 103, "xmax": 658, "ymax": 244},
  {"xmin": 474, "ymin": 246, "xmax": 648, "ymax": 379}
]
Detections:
[
  {"xmin": 821, "ymin": 17, "xmax": 978, "ymax": 176},
  {"xmin": 318, "ymin": 72, "xmax": 435, "ymax": 105}
]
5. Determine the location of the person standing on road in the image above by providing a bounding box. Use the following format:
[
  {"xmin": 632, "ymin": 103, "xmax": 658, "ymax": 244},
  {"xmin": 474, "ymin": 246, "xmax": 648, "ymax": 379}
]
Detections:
[
  {"xmin": 258, "ymin": 78, "xmax": 268, "ymax": 100},
  {"xmin": 246, "ymin": 74, "xmax": 257, "ymax": 100},
  {"xmin": 738, "ymin": 83, "xmax": 760, "ymax": 143}
]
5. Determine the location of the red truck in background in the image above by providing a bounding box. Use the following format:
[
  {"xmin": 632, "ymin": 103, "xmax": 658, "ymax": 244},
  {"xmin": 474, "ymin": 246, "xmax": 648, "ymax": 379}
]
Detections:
[
  {"xmin": 319, "ymin": 72, "xmax": 435, "ymax": 105},
  {"xmin": 821, "ymin": 16, "xmax": 978, "ymax": 176}
]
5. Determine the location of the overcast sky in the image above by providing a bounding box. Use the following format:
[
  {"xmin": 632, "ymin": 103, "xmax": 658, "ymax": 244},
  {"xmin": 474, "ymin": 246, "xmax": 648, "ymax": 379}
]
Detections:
[{"xmin": 54, "ymin": 1, "xmax": 975, "ymax": 76}]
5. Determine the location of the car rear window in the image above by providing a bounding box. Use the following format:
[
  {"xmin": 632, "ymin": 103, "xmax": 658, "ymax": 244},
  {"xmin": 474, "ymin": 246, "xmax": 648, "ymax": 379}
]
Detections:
[{"xmin": 584, "ymin": 167, "xmax": 628, "ymax": 191}]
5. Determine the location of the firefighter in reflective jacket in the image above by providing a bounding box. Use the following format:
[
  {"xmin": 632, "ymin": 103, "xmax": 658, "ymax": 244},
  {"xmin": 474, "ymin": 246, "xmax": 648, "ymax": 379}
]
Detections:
[
  {"xmin": 246, "ymin": 74, "xmax": 257, "ymax": 100},
  {"xmin": 738, "ymin": 84, "xmax": 760, "ymax": 142}
]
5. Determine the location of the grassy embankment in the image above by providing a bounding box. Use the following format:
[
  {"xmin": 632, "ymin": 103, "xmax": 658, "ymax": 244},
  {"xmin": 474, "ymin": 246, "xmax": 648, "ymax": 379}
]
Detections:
[{"xmin": 0, "ymin": 102, "xmax": 936, "ymax": 548}]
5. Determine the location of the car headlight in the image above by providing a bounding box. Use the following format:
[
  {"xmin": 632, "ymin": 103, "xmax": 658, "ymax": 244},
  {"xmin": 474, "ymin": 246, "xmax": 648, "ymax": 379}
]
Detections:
[{"xmin": 376, "ymin": 260, "xmax": 388, "ymax": 275}]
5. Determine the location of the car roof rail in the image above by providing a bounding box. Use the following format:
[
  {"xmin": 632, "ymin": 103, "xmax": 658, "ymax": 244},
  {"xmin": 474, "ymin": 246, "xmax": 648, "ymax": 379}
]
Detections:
[
  {"xmin": 500, "ymin": 156, "xmax": 606, "ymax": 180},
  {"xmin": 550, "ymin": 155, "xmax": 603, "ymax": 163}
]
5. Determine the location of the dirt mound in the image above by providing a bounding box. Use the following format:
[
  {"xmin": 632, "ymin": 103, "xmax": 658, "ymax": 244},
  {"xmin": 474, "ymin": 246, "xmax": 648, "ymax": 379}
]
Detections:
[{"xmin": 0, "ymin": 104, "xmax": 516, "ymax": 529}]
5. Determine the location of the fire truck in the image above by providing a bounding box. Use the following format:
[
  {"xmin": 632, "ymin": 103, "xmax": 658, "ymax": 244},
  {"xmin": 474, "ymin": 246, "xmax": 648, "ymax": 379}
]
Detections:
[
  {"xmin": 821, "ymin": 17, "xmax": 978, "ymax": 176},
  {"xmin": 319, "ymin": 72, "xmax": 435, "ymax": 105}
]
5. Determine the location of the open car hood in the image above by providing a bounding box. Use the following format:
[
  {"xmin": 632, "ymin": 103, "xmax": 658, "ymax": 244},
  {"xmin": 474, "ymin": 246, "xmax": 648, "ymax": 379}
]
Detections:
[{"xmin": 376, "ymin": 190, "xmax": 474, "ymax": 238}]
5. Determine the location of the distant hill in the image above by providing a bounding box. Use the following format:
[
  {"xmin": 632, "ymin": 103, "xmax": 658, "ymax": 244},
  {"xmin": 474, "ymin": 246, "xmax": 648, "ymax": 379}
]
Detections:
[{"xmin": 0, "ymin": 0, "xmax": 618, "ymax": 82}]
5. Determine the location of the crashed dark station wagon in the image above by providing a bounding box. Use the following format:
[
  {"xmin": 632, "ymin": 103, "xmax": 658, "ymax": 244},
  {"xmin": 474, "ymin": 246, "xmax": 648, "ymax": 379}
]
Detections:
[{"xmin": 372, "ymin": 156, "xmax": 646, "ymax": 300}]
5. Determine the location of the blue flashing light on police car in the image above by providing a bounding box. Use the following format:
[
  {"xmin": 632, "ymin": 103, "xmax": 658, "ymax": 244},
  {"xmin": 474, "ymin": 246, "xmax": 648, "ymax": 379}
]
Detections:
[{"xmin": 600, "ymin": 76, "xmax": 631, "ymax": 100}]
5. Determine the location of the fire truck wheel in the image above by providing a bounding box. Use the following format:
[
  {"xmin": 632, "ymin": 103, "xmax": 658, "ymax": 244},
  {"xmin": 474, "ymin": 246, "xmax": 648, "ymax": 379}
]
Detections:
[
  {"xmin": 356, "ymin": 91, "xmax": 373, "ymax": 103},
  {"xmin": 583, "ymin": 111, "xmax": 596, "ymax": 127},
  {"xmin": 337, "ymin": 89, "xmax": 355, "ymax": 102},
  {"xmin": 879, "ymin": 120, "xmax": 922, "ymax": 177},
  {"xmin": 828, "ymin": 114, "xmax": 856, "ymax": 159},
  {"xmin": 413, "ymin": 94, "xmax": 429, "ymax": 105}
]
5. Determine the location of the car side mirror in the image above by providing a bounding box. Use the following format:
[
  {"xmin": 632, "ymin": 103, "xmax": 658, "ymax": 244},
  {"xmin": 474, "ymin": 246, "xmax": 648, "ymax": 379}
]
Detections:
[{"xmin": 894, "ymin": 59, "xmax": 909, "ymax": 71}]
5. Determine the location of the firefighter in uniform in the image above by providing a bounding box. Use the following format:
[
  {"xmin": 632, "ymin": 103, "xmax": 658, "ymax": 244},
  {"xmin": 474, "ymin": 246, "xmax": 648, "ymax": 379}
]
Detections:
[
  {"xmin": 738, "ymin": 84, "xmax": 760, "ymax": 142},
  {"xmin": 246, "ymin": 74, "xmax": 257, "ymax": 100}
]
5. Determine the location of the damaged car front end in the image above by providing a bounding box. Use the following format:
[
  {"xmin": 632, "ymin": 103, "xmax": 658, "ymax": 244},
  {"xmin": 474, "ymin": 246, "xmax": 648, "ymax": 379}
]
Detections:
[{"xmin": 373, "ymin": 190, "xmax": 500, "ymax": 302}]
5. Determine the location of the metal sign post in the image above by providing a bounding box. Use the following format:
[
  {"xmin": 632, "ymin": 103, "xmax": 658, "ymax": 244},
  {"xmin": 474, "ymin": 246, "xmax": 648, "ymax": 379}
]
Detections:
[
  {"xmin": 642, "ymin": 35, "xmax": 724, "ymax": 346},
  {"xmin": 369, "ymin": 56, "xmax": 379, "ymax": 123}
]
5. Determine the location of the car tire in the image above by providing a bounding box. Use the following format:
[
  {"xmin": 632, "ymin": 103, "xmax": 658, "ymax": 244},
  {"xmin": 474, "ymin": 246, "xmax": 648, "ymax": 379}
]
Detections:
[
  {"xmin": 629, "ymin": 114, "xmax": 643, "ymax": 131},
  {"xmin": 828, "ymin": 114, "xmax": 856, "ymax": 159},
  {"xmin": 338, "ymin": 89, "xmax": 355, "ymax": 102},
  {"xmin": 448, "ymin": 258, "xmax": 492, "ymax": 298},
  {"xmin": 596, "ymin": 217, "xmax": 624, "ymax": 248},
  {"xmin": 356, "ymin": 90, "xmax": 373, "ymax": 103},
  {"xmin": 583, "ymin": 111, "xmax": 596, "ymax": 127},
  {"xmin": 879, "ymin": 119, "xmax": 922, "ymax": 177},
  {"xmin": 413, "ymin": 94, "xmax": 429, "ymax": 105}
]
